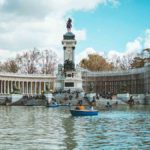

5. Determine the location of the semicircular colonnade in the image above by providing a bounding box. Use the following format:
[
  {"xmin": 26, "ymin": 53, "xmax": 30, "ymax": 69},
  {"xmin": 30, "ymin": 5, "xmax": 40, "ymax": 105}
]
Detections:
[{"xmin": 0, "ymin": 73, "xmax": 56, "ymax": 96}]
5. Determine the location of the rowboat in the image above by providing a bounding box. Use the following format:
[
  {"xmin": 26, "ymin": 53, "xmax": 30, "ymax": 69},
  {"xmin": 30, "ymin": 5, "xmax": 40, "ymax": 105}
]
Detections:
[
  {"xmin": 47, "ymin": 103, "xmax": 59, "ymax": 107},
  {"xmin": 47, "ymin": 103, "xmax": 70, "ymax": 107},
  {"xmin": 70, "ymin": 109, "xmax": 98, "ymax": 116}
]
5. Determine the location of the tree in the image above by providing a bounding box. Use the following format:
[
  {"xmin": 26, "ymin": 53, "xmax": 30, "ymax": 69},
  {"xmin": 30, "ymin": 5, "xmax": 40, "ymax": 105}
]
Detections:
[
  {"xmin": 0, "ymin": 48, "xmax": 58, "ymax": 74},
  {"xmin": 1, "ymin": 59, "xmax": 19, "ymax": 73},
  {"xmin": 79, "ymin": 54, "xmax": 114, "ymax": 71},
  {"xmin": 130, "ymin": 56, "xmax": 144, "ymax": 68},
  {"xmin": 15, "ymin": 48, "xmax": 58, "ymax": 74},
  {"xmin": 130, "ymin": 48, "xmax": 150, "ymax": 68},
  {"xmin": 143, "ymin": 48, "xmax": 150, "ymax": 62},
  {"xmin": 144, "ymin": 48, "xmax": 150, "ymax": 53},
  {"xmin": 111, "ymin": 54, "xmax": 133, "ymax": 70},
  {"xmin": 40, "ymin": 49, "xmax": 58, "ymax": 74},
  {"xmin": 16, "ymin": 48, "xmax": 40, "ymax": 74}
]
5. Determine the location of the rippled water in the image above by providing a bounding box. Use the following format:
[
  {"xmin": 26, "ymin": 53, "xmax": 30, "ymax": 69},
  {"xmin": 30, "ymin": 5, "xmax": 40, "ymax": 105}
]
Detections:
[{"xmin": 0, "ymin": 105, "xmax": 150, "ymax": 150}]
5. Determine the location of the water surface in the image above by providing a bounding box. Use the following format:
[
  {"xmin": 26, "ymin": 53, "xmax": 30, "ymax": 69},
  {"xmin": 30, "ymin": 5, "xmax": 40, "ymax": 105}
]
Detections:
[{"xmin": 0, "ymin": 105, "xmax": 150, "ymax": 150}]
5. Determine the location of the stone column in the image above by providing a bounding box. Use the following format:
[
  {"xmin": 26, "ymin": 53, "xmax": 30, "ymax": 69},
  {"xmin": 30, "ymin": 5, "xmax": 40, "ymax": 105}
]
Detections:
[
  {"xmin": 49, "ymin": 82, "xmax": 51, "ymax": 91},
  {"xmin": 11, "ymin": 81, "xmax": 13, "ymax": 93},
  {"xmin": 44, "ymin": 82, "xmax": 46, "ymax": 92},
  {"xmin": 18, "ymin": 81, "xmax": 20, "ymax": 89},
  {"xmin": 34, "ymin": 82, "xmax": 37, "ymax": 95},
  {"xmin": 39, "ymin": 81, "xmax": 41, "ymax": 94},
  {"xmin": 1, "ymin": 80, "xmax": 2, "ymax": 94},
  {"xmin": 31, "ymin": 82, "xmax": 32, "ymax": 95},
  {"xmin": 2, "ymin": 80, "xmax": 4, "ymax": 94},
  {"xmin": 7, "ymin": 81, "xmax": 10, "ymax": 94},
  {"xmin": 5, "ymin": 81, "xmax": 7, "ymax": 94},
  {"xmin": 53, "ymin": 80, "xmax": 55, "ymax": 91},
  {"xmin": 23, "ymin": 81, "xmax": 24, "ymax": 94},
  {"xmin": 28, "ymin": 82, "xmax": 30, "ymax": 94},
  {"xmin": 27, "ymin": 82, "xmax": 28, "ymax": 95},
  {"xmin": 73, "ymin": 47, "xmax": 75, "ymax": 63},
  {"xmin": 4, "ymin": 81, "xmax": 6, "ymax": 94}
]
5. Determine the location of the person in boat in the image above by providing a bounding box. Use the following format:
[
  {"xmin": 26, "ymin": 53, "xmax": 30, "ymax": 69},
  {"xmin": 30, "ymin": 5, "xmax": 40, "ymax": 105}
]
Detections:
[
  {"xmin": 47, "ymin": 97, "xmax": 52, "ymax": 105},
  {"xmin": 79, "ymin": 104, "xmax": 85, "ymax": 110},
  {"xmin": 92, "ymin": 96, "xmax": 96, "ymax": 106},
  {"xmin": 50, "ymin": 98, "xmax": 58, "ymax": 105},
  {"xmin": 128, "ymin": 96, "xmax": 134, "ymax": 105},
  {"xmin": 89, "ymin": 105, "xmax": 94, "ymax": 110},
  {"xmin": 76, "ymin": 100, "xmax": 85, "ymax": 110},
  {"xmin": 105, "ymin": 101, "xmax": 112, "ymax": 108}
]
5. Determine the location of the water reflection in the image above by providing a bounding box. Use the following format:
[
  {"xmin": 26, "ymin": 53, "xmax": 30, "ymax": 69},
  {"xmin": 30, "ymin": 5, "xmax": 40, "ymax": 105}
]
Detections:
[
  {"xmin": 0, "ymin": 105, "xmax": 150, "ymax": 150},
  {"xmin": 62, "ymin": 116, "xmax": 77, "ymax": 150}
]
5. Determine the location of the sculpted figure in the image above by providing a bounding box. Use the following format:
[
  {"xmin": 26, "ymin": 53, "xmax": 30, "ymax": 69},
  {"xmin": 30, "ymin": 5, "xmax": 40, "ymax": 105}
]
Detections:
[{"xmin": 66, "ymin": 18, "xmax": 72, "ymax": 32}]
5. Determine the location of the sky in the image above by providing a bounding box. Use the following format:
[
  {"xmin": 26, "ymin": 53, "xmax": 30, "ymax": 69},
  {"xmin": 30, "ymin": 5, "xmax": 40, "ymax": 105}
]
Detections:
[{"xmin": 0, "ymin": 0, "xmax": 150, "ymax": 64}]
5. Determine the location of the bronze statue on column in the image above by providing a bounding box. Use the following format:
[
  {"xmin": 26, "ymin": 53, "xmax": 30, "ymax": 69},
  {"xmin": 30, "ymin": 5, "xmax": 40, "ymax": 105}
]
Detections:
[{"xmin": 66, "ymin": 18, "xmax": 72, "ymax": 32}]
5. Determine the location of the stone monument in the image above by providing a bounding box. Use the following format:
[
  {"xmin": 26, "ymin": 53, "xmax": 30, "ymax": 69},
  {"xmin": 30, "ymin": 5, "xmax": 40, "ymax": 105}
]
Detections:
[{"xmin": 56, "ymin": 18, "xmax": 83, "ymax": 91}]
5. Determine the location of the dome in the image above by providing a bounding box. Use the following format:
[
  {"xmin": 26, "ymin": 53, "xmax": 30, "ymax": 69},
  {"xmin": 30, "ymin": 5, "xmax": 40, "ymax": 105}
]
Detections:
[{"xmin": 63, "ymin": 32, "xmax": 75, "ymax": 40}]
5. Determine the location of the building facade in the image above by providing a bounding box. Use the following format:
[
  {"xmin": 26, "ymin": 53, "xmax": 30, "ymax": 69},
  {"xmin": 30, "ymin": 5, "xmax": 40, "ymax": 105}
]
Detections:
[
  {"xmin": 82, "ymin": 63, "xmax": 150, "ymax": 95},
  {"xmin": 81, "ymin": 50, "xmax": 150, "ymax": 95},
  {"xmin": 0, "ymin": 73, "xmax": 55, "ymax": 95},
  {"xmin": 0, "ymin": 64, "xmax": 149, "ymax": 96}
]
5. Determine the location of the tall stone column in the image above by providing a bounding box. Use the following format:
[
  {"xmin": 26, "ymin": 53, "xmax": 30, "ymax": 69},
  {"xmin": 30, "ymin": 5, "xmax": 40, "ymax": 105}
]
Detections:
[
  {"xmin": 4, "ymin": 81, "xmax": 6, "ymax": 94},
  {"xmin": 23, "ymin": 81, "xmax": 24, "ymax": 94},
  {"xmin": 49, "ymin": 82, "xmax": 51, "ymax": 90},
  {"xmin": 7, "ymin": 81, "xmax": 10, "ymax": 94},
  {"xmin": 53, "ymin": 80, "xmax": 55, "ymax": 91},
  {"xmin": 34, "ymin": 82, "xmax": 37, "ymax": 95},
  {"xmin": 10, "ymin": 81, "xmax": 13, "ymax": 92},
  {"xmin": 27, "ymin": 82, "xmax": 28, "ymax": 95},
  {"xmin": 31, "ymin": 82, "xmax": 32, "ymax": 95},
  {"xmin": 18, "ymin": 81, "xmax": 20, "ymax": 89},
  {"xmin": 39, "ymin": 82, "xmax": 41, "ymax": 94},
  {"xmin": 1, "ymin": 80, "xmax": 2, "ymax": 94},
  {"xmin": 44, "ymin": 82, "xmax": 46, "ymax": 92}
]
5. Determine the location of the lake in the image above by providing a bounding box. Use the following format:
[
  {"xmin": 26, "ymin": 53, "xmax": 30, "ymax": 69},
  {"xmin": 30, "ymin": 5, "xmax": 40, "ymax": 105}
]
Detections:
[{"xmin": 0, "ymin": 105, "xmax": 150, "ymax": 150}]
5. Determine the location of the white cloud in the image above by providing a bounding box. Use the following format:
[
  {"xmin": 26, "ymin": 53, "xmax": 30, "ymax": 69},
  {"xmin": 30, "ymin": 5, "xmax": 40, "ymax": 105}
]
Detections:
[
  {"xmin": 107, "ymin": 50, "xmax": 121, "ymax": 60},
  {"xmin": 76, "ymin": 36, "xmax": 143, "ymax": 64},
  {"xmin": 0, "ymin": 0, "xmax": 119, "ymax": 18},
  {"xmin": 107, "ymin": 38, "xmax": 142, "ymax": 61},
  {"xmin": 0, "ymin": 0, "xmax": 119, "ymax": 62},
  {"xmin": 77, "ymin": 29, "xmax": 150, "ymax": 64},
  {"xmin": 0, "ymin": 49, "xmax": 17, "ymax": 61},
  {"xmin": 125, "ymin": 37, "xmax": 142, "ymax": 55},
  {"xmin": 107, "ymin": 33, "xmax": 150, "ymax": 61}
]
